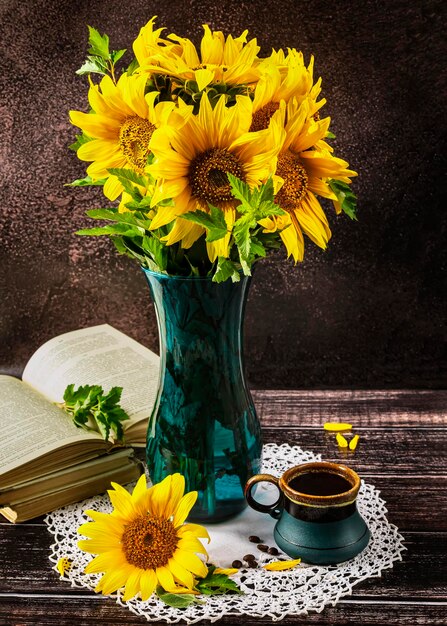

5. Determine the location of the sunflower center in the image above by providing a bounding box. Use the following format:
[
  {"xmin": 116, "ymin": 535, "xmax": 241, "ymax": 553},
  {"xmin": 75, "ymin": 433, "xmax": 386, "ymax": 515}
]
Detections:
[
  {"xmin": 119, "ymin": 116, "xmax": 155, "ymax": 172},
  {"xmin": 188, "ymin": 147, "xmax": 245, "ymax": 204},
  {"xmin": 275, "ymin": 151, "xmax": 309, "ymax": 211},
  {"xmin": 250, "ymin": 102, "xmax": 280, "ymax": 132},
  {"xmin": 121, "ymin": 514, "xmax": 178, "ymax": 570}
]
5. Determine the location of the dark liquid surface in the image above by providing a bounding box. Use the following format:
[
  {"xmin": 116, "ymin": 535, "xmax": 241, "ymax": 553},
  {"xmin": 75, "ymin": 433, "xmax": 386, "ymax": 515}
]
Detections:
[{"xmin": 289, "ymin": 472, "xmax": 352, "ymax": 496}]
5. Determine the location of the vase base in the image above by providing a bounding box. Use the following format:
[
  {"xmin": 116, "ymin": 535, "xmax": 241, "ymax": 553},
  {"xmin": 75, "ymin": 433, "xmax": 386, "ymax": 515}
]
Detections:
[{"xmin": 187, "ymin": 498, "xmax": 248, "ymax": 524}]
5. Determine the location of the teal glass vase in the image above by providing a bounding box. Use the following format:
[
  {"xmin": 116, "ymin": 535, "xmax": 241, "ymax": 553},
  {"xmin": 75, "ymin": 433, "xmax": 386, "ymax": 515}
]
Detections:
[{"xmin": 142, "ymin": 268, "xmax": 262, "ymax": 522}]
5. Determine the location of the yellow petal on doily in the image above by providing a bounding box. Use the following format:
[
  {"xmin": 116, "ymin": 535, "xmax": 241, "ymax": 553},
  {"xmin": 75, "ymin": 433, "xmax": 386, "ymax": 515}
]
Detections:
[
  {"xmin": 263, "ymin": 559, "xmax": 301, "ymax": 571},
  {"xmin": 214, "ymin": 567, "xmax": 239, "ymax": 576},
  {"xmin": 55, "ymin": 557, "xmax": 72, "ymax": 577},
  {"xmin": 349, "ymin": 434, "xmax": 360, "ymax": 451},
  {"xmin": 336, "ymin": 433, "xmax": 349, "ymax": 448},
  {"xmin": 324, "ymin": 422, "xmax": 353, "ymax": 432}
]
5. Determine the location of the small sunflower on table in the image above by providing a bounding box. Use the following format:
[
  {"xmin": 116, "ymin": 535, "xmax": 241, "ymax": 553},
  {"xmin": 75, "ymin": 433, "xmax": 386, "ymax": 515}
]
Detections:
[
  {"xmin": 69, "ymin": 17, "xmax": 357, "ymax": 282},
  {"xmin": 78, "ymin": 474, "xmax": 211, "ymax": 603}
]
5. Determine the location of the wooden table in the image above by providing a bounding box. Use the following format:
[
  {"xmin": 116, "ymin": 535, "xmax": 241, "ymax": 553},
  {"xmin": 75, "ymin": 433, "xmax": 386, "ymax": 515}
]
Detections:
[{"xmin": 1, "ymin": 390, "xmax": 446, "ymax": 625}]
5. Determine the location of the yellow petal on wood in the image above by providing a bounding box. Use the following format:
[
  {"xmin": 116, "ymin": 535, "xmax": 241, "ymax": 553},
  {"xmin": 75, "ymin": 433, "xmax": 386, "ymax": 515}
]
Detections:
[
  {"xmin": 55, "ymin": 557, "xmax": 72, "ymax": 577},
  {"xmin": 349, "ymin": 434, "xmax": 360, "ymax": 451},
  {"xmin": 336, "ymin": 433, "xmax": 349, "ymax": 448},
  {"xmin": 263, "ymin": 559, "xmax": 301, "ymax": 571},
  {"xmin": 324, "ymin": 422, "xmax": 353, "ymax": 432}
]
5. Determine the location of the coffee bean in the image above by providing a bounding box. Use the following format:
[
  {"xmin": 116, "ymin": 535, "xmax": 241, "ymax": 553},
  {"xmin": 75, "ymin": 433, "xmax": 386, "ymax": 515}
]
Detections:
[
  {"xmin": 249, "ymin": 535, "xmax": 262, "ymax": 543},
  {"xmin": 231, "ymin": 560, "xmax": 242, "ymax": 568},
  {"xmin": 267, "ymin": 546, "xmax": 279, "ymax": 555},
  {"xmin": 243, "ymin": 554, "xmax": 256, "ymax": 562},
  {"xmin": 248, "ymin": 560, "xmax": 258, "ymax": 568},
  {"xmin": 257, "ymin": 544, "xmax": 269, "ymax": 552}
]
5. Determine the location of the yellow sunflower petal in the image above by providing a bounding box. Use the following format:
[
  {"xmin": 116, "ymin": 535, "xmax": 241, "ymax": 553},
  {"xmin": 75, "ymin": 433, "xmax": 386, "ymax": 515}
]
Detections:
[
  {"xmin": 178, "ymin": 523, "xmax": 210, "ymax": 543},
  {"xmin": 280, "ymin": 218, "xmax": 304, "ymax": 263},
  {"xmin": 148, "ymin": 474, "xmax": 174, "ymax": 518},
  {"xmin": 172, "ymin": 491, "xmax": 198, "ymax": 527},
  {"xmin": 140, "ymin": 569, "xmax": 158, "ymax": 601},
  {"xmin": 336, "ymin": 433, "xmax": 349, "ymax": 448},
  {"xmin": 108, "ymin": 484, "xmax": 137, "ymax": 518},
  {"xmin": 77, "ymin": 138, "xmax": 121, "ymax": 163},
  {"xmin": 194, "ymin": 67, "xmax": 215, "ymax": 91},
  {"xmin": 97, "ymin": 565, "xmax": 134, "ymax": 596},
  {"xmin": 324, "ymin": 422, "xmax": 353, "ymax": 432},
  {"xmin": 77, "ymin": 519, "xmax": 123, "ymax": 540},
  {"xmin": 84, "ymin": 549, "xmax": 126, "ymax": 574},
  {"xmin": 173, "ymin": 551, "xmax": 208, "ymax": 578},
  {"xmin": 349, "ymin": 434, "xmax": 360, "ymax": 451},
  {"xmin": 103, "ymin": 174, "xmax": 123, "ymax": 201},
  {"xmin": 167, "ymin": 557, "xmax": 195, "ymax": 589},
  {"xmin": 78, "ymin": 538, "xmax": 121, "ymax": 554},
  {"xmin": 122, "ymin": 568, "xmax": 142, "ymax": 602},
  {"xmin": 156, "ymin": 565, "xmax": 177, "ymax": 592},
  {"xmin": 162, "ymin": 219, "xmax": 204, "ymax": 249},
  {"xmin": 69, "ymin": 111, "xmax": 121, "ymax": 140},
  {"xmin": 130, "ymin": 473, "xmax": 148, "ymax": 502},
  {"xmin": 263, "ymin": 559, "xmax": 301, "ymax": 571},
  {"xmin": 178, "ymin": 536, "xmax": 208, "ymax": 557}
]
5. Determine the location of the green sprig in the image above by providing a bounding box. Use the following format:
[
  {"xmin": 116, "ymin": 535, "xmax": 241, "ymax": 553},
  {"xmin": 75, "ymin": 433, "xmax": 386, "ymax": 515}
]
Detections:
[
  {"xmin": 76, "ymin": 26, "xmax": 126, "ymax": 79},
  {"xmin": 329, "ymin": 179, "xmax": 358, "ymax": 220},
  {"xmin": 62, "ymin": 384, "xmax": 130, "ymax": 442},
  {"xmin": 155, "ymin": 565, "xmax": 242, "ymax": 608}
]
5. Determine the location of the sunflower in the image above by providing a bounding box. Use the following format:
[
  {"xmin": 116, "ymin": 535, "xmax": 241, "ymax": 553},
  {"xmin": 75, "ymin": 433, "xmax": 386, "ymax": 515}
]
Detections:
[
  {"xmin": 260, "ymin": 100, "xmax": 357, "ymax": 261},
  {"xmin": 136, "ymin": 21, "xmax": 260, "ymax": 91},
  {"xmin": 69, "ymin": 73, "xmax": 182, "ymax": 200},
  {"xmin": 132, "ymin": 16, "xmax": 183, "ymax": 69},
  {"xmin": 78, "ymin": 473, "xmax": 210, "ymax": 601},
  {"xmin": 147, "ymin": 92, "xmax": 283, "ymax": 261},
  {"xmin": 250, "ymin": 49, "xmax": 325, "ymax": 132}
]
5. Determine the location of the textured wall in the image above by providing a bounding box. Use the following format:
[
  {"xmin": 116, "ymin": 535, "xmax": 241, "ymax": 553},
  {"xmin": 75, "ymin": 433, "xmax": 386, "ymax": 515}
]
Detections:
[{"xmin": 0, "ymin": 0, "xmax": 445, "ymax": 388}]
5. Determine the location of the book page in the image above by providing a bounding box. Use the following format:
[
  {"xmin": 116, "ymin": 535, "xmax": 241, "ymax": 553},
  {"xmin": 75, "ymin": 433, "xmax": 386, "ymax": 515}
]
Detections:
[
  {"xmin": 0, "ymin": 376, "xmax": 101, "ymax": 476},
  {"xmin": 22, "ymin": 324, "xmax": 160, "ymax": 426}
]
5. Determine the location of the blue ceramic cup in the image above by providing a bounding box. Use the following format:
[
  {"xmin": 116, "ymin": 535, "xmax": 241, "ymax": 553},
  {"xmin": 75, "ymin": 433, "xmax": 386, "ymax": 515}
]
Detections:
[{"xmin": 244, "ymin": 461, "xmax": 371, "ymax": 565}]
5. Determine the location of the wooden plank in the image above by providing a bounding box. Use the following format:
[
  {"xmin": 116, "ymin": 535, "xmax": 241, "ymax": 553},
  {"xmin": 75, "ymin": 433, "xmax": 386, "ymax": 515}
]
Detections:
[
  {"xmin": 253, "ymin": 390, "xmax": 447, "ymax": 427},
  {"xmin": 0, "ymin": 596, "xmax": 445, "ymax": 625},
  {"xmin": 260, "ymin": 427, "xmax": 447, "ymax": 475},
  {"xmin": 0, "ymin": 526, "xmax": 445, "ymax": 598}
]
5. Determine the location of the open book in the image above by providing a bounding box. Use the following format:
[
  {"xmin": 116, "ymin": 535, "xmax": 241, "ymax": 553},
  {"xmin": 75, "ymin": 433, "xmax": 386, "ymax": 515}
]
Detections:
[{"xmin": 0, "ymin": 324, "xmax": 160, "ymax": 522}]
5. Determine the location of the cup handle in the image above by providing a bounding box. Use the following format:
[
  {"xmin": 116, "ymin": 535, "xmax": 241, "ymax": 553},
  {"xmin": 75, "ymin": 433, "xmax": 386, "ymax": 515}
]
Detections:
[{"xmin": 244, "ymin": 473, "xmax": 283, "ymax": 519}]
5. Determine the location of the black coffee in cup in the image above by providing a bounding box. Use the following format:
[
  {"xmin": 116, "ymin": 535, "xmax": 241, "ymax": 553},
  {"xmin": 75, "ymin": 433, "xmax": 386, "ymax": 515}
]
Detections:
[{"xmin": 289, "ymin": 471, "xmax": 353, "ymax": 497}]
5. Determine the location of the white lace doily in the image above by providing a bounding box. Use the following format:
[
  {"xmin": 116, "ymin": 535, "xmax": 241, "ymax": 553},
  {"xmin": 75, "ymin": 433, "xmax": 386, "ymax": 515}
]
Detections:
[{"xmin": 45, "ymin": 443, "xmax": 406, "ymax": 623}]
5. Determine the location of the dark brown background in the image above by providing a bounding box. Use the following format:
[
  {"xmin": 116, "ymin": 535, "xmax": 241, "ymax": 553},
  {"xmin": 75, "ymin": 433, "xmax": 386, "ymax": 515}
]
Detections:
[{"xmin": 0, "ymin": 0, "xmax": 445, "ymax": 388}]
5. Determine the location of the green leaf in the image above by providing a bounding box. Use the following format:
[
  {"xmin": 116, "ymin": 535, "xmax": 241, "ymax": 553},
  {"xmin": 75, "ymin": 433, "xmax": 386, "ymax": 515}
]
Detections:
[
  {"xmin": 233, "ymin": 214, "xmax": 255, "ymax": 259},
  {"xmin": 140, "ymin": 234, "xmax": 168, "ymax": 270},
  {"xmin": 111, "ymin": 48, "xmax": 126, "ymax": 64},
  {"xmin": 107, "ymin": 168, "xmax": 147, "ymax": 188},
  {"xmin": 69, "ymin": 133, "xmax": 93, "ymax": 152},
  {"xmin": 106, "ymin": 167, "xmax": 147, "ymax": 201},
  {"xmin": 155, "ymin": 586, "xmax": 203, "ymax": 609},
  {"xmin": 213, "ymin": 258, "xmax": 241, "ymax": 283},
  {"xmin": 182, "ymin": 206, "xmax": 228, "ymax": 242},
  {"xmin": 126, "ymin": 58, "xmax": 140, "ymax": 75},
  {"xmin": 76, "ymin": 223, "xmax": 143, "ymax": 237},
  {"xmin": 62, "ymin": 383, "xmax": 130, "ymax": 442},
  {"xmin": 227, "ymin": 173, "xmax": 252, "ymax": 209},
  {"xmin": 195, "ymin": 565, "xmax": 243, "ymax": 596},
  {"xmin": 329, "ymin": 179, "xmax": 358, "ymax": 220},
  {"xmin": 76, "ymin": 56, "xmax": 108, "ymax": 76},
  {"xmin": 65, "ymin": 176, "xmax": 107, "ymax": 187},
  {"xmin": 326, "ymin": 130, "xmax": 336, "ymax": 139},
  {"xmin": 87, "ymin": 26, "xmax": 110, "ymax": 60}
]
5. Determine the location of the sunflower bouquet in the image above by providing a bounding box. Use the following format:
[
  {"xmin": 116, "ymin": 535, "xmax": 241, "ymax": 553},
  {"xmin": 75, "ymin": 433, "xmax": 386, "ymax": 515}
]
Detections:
[{"xmin": 70, "ymin": 18, "xmax": 357, "ymax": 282}]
